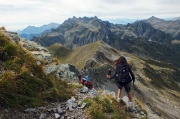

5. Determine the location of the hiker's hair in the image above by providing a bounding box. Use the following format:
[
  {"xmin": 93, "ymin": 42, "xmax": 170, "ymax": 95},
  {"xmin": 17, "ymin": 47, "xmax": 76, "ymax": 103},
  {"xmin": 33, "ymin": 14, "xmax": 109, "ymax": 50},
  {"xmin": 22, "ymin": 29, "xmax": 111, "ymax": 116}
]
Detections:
[
  {"xmin": 78, "ymin": 75, "xmax": 82, "ymax": 79},
  {"xmin": 114, "ymin": 56, "xmax": 128, "ymax": 66}
]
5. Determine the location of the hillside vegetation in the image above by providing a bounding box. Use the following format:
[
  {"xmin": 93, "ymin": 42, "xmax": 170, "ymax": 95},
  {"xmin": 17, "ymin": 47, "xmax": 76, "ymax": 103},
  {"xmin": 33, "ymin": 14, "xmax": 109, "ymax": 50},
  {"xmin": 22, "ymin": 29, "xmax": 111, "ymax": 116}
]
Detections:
[
  {"xmin": 49, "ymin": 41, "xmax": 105, "ymax": 69},
  {"xmin": 0, "ymin": 31, "xmax": 73, "ymax": 107},
  {"xmin": 48, "ymin": 43, "xmax": 71, "ymax": 61}
]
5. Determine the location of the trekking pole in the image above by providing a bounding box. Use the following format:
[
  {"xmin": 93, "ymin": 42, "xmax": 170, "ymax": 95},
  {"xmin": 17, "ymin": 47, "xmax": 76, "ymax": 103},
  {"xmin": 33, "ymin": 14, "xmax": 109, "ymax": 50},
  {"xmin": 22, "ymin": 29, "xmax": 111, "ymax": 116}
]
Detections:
[
  {"xmin": 104, "ymin": 69, "xmax": 111, "ymax": 90},
  {"xmin": 108, "ymin": 69, "xmax": 111, "ymax": 76}
]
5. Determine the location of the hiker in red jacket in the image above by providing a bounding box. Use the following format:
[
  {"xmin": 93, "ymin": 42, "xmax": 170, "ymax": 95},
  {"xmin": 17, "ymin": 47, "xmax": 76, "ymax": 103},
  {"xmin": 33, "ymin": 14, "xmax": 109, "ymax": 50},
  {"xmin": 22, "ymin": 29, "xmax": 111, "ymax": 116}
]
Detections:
[{"xmin": 78, "ymin": 75, "xmax": 93, "ymax": 89}]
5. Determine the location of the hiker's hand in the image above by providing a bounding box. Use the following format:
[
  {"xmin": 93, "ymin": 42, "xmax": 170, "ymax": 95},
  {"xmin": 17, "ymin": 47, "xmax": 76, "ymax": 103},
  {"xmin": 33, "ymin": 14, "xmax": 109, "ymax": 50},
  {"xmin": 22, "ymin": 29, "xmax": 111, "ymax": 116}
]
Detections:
[{"xmin": 106, "ymin": 75, "xmax": 110, "ymax": 79}]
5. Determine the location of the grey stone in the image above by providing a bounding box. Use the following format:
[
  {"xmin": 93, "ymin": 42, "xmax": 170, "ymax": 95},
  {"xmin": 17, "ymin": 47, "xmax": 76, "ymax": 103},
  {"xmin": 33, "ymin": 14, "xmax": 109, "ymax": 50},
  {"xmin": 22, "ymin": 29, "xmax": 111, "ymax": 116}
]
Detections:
[
  {"xmin": 67, "ymin": 99, "xmax": 74, "ymax": 111},
  {"xmin": 78, "ymin": 102, "xmax": 86, "ymax": 109},
  {"xmin": 46, "ymin": 116, "xmax": 54, "ymax": 119},
  {"xmin": 72, "ymin": 103, "xmax": 78, "ymax": 108},
  {"xmin": 136, "ymin": 114, "xmax": 140, "ymax": 118},
  {"xmin": 53, "ymin": 108, "xmax": 57, "ymax": 113},
  {"xmin": 54, "ymin": 113, "xmax": 60, "ymax": 119},
  {"xmin": 36, "ymin": 61, "xmax": 41, "ymax": 65},
  {"xmin": 57, "ymin": 106, "xmax": 63, "ymax": 114},
  {"xmin": 38, "ymin": 107, "xmax": 46, "ymax": 111},
  {"xmin": 47, "ymin": 108, "xmax": 53, "ymax": 112},
  {"xmin": 80, "ymin": 87, "xmax": 89, "ymax": 93},
  {"xmin": 71, "ymin": 97, "xmax": 76, "ymax": 102},
  {"xmin": 60, "ymin": 116, "xmax": 64, "ymax": 119},
  {"xmin": 24, "ymin": 108, "xmax": 38, "ymax": 113},
  {"xmin": 140, "ymin": 111, "xmax": 145, "ymax": 115},
  {"xmin": 4, "ymin": 109, "xmax": 9, "ymax": 113},
  {"xmin": 39, "ymin": 113, "xmax": 46, "ymax": 119},
  {"xmin": 77, "ymin": 101, "xmax": 82, "ymax": 106}
]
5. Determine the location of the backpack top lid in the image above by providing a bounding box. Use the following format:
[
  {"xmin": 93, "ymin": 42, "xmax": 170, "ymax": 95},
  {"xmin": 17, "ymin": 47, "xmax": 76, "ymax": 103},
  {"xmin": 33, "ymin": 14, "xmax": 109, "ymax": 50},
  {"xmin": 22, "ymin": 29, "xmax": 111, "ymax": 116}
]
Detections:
[{"xmin": 85, "ymin": 76, "xmax": 89, "ymax": 81}]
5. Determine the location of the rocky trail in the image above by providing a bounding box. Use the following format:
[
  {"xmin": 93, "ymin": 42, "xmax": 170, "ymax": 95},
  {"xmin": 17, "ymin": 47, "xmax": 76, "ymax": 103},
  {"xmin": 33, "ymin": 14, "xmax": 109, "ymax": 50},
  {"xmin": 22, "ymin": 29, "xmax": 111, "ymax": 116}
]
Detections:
[
  {"xmin": 0, "ymin": 86, "xmax": 97, "ymax": 119},
  {"xmin": 0, "ymin": 85, "xmax": 148, "ymax": 119}
]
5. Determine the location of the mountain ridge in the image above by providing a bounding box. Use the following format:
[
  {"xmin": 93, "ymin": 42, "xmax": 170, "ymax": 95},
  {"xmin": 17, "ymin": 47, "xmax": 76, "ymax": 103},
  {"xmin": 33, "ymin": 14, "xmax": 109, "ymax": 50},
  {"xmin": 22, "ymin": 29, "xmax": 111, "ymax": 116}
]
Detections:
[
  {"xmin": 144, "ymin": 16, "xmax": 180, "ymax": 40},
  {"xmin": 32, "ymin": 16, "xmax": 180, "ymax": 67}
]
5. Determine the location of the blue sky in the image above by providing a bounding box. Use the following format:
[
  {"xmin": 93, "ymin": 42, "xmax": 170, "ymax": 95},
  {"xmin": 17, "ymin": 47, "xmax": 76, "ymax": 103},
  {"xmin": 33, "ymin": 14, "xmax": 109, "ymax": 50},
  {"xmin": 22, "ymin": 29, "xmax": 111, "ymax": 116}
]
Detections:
[{"xmin": 0, "ymin": 0, "xmax": 180, "ymax": 31}]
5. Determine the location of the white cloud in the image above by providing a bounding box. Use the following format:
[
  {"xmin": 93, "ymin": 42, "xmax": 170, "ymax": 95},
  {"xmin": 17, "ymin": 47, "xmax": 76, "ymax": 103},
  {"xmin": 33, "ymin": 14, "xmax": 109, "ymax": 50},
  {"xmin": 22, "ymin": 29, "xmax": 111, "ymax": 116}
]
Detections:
[{"xmin": 0, "ymin": 0, "xmax": 180, "ymax": 31}]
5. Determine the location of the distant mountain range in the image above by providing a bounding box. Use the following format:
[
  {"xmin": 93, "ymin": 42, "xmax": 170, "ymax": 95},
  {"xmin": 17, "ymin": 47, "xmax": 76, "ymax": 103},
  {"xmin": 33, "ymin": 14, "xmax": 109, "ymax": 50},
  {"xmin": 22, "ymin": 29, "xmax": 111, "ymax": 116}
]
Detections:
[
  {"xmin": 31, "ymin": 16, "xmax": 180, "ymax": 67},
  {"xmin": 144, "ymin": 16, "xmax": 180, "ymax": 40},
  {"xmin": 18, "ymin": 22, "xmax": 60, "ymax": 40}
]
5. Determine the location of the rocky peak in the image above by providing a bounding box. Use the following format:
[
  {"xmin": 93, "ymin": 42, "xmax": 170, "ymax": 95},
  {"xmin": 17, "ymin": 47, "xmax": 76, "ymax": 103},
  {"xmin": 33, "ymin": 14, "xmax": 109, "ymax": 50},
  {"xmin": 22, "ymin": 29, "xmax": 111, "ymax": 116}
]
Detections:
[
  {"xmin": 127, "ymin": 21, "xmax": 154, "ymax": 36},
  {"xmin": 126, "ymin": 21, "xmax": 173, "ymax": 44},
  {"xmin": 147, "ymin": 16, "xmax": 165, "ymax": 22}
]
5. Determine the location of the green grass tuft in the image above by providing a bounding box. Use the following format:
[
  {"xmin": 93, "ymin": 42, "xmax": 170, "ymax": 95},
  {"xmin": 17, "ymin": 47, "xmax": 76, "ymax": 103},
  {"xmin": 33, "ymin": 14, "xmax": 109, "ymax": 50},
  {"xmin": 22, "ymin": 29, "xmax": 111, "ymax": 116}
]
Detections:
[{"xmin": 84, "ymin": 94, "xmax": 129, "ymax": 119}]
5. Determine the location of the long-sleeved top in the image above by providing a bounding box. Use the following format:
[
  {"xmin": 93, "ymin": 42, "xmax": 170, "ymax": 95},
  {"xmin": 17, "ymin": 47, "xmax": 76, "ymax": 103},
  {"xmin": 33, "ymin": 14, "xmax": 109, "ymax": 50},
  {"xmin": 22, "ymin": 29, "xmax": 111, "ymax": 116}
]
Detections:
[{"xmin": 110, "ymin": 64, "xmax": 135, "ymax": 82}]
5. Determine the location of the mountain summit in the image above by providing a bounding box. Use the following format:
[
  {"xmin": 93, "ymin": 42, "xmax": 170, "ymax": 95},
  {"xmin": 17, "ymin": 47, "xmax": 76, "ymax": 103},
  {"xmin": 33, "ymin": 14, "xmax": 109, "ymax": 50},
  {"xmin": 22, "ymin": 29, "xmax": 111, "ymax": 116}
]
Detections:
[{"xmin": 144, "ymin": 16, "xmax": 180, "ymax": 40}]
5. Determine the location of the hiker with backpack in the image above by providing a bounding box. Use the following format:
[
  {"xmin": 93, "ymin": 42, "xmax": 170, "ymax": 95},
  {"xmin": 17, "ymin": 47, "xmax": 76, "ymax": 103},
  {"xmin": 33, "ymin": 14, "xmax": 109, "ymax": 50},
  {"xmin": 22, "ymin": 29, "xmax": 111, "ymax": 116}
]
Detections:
[
  {"xmin": 106, "ymin": 56, "xmax": 135, "ymax": 105},
  {"xmin": 78, "ymin": 75, "xmax": 93, "ymax": 89}
]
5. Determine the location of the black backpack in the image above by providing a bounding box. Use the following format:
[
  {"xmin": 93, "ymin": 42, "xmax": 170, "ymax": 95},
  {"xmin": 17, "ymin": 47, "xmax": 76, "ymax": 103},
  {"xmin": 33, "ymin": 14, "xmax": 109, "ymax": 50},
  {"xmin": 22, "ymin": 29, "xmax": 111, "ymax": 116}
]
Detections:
[{"xmin": 117, "ymin": 64, "xmax": 131, "ymax": 83}]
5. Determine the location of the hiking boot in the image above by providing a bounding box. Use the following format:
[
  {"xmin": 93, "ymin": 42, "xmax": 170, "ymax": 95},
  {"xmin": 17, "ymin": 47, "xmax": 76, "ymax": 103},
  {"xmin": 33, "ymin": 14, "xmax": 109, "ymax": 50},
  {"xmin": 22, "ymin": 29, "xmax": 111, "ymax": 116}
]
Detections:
[
  {"xmin": 128, "ymin": 101, "xmax": 133, "ymax": 107},
  {"xmin": 117, "ymin": 98, "xmax": 122, "ymax": 102}
]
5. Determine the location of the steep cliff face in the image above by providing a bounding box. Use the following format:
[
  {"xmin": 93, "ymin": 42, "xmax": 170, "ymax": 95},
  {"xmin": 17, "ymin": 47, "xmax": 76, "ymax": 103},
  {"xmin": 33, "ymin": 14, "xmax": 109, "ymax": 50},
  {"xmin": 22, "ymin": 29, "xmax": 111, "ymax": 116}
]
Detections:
[{"xmin": 34, "ymin": 16, "xmax": 115, "ymax": 48}]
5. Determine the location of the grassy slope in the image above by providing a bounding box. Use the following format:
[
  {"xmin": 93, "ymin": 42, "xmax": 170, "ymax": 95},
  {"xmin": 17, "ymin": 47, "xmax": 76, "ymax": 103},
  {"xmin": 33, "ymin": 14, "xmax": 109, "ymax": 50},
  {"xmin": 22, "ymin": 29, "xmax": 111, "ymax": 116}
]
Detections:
[
  {"xmin": 0, "ymin": 31, "xmax": 73, "ymax": 107},
  {"xmin": 49, "ymin": 40, "xmax": 180, "ymax": 93},
  {"xmin": 126, "ymin": 55, "xmax": 180, "ymax": 118},
  {"xmin": 48, "ymin": 39, "xmax": 180, "ymax": 117},
  {"xmin": 48, "ymin": 43, "xmax": 71, "ymax": 61},
  {"xmin": 49, "ymin": 41, "xmax": 103, "ymax": 69}
]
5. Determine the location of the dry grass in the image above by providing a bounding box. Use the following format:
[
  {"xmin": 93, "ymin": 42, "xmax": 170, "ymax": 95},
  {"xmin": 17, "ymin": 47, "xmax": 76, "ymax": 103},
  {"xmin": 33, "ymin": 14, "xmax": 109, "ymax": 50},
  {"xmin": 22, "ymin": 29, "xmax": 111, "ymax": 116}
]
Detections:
[
  {"xmin": 83, "ymin": 91, "xmax": 129, "ymax": 119},
  {"xmin": 50, "ymin": 41, "xmax": 103, "ymax": 69},
  {"xmin": 0, "ymin": 31, "xmax": 74, "ymax": 107}
]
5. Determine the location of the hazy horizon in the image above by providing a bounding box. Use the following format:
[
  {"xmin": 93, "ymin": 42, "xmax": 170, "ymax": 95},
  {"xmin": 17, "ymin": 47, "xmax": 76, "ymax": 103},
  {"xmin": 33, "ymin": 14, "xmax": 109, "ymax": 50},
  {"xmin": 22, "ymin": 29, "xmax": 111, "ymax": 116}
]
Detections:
[{"xmin": 0, "ymin": 0, "xmax": 180, "ymax": 31}]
